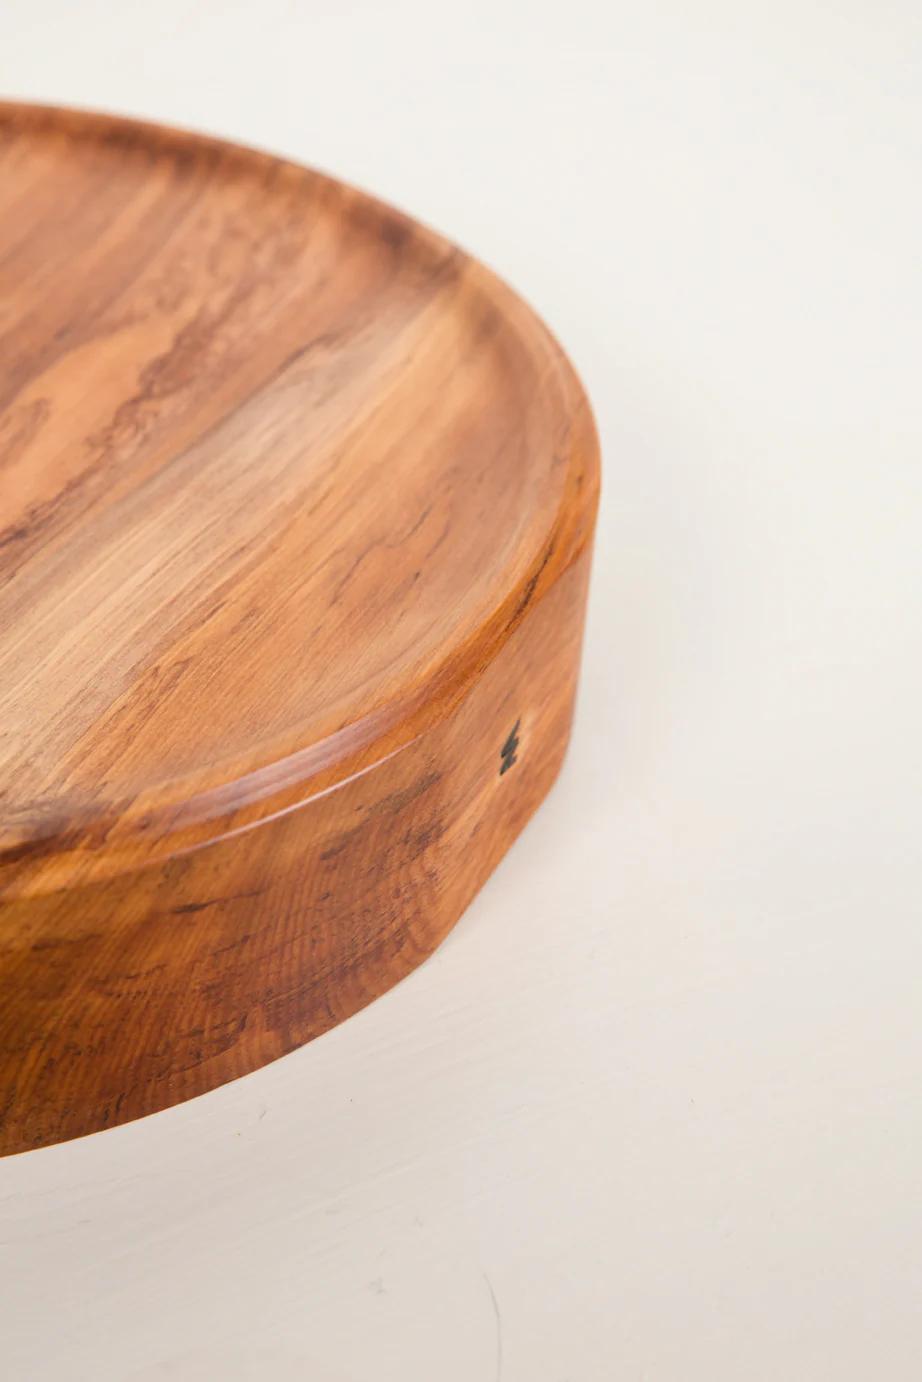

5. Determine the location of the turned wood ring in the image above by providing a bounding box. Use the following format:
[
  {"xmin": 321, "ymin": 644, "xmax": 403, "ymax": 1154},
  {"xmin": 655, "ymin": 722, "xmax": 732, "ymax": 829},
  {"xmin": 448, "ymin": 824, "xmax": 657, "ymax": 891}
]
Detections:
[{"xmin": 0, "ymin": 102, "xmax": 599, "ymax": 1154}]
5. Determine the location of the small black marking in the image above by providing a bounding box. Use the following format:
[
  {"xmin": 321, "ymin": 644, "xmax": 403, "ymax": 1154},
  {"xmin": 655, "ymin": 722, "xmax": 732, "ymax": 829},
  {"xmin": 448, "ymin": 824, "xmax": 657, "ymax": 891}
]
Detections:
[{"xmin": 499, "ymin": 720, "xmax": 520, "ymax": 776}]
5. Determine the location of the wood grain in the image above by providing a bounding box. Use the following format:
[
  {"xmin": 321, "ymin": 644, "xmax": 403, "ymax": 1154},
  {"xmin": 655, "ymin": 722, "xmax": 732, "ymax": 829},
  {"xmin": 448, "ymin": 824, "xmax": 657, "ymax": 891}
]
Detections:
[{"xmin": 0, "ymin": 102, "xmax": 599, "ymax": 1155}]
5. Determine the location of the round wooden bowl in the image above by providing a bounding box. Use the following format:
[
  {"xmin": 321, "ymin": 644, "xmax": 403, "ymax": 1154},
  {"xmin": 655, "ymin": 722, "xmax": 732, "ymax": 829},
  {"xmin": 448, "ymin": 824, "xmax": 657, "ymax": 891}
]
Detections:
[{"xmin": 0, "ymin": 102, "xmax": 599, "ymax": 1155}]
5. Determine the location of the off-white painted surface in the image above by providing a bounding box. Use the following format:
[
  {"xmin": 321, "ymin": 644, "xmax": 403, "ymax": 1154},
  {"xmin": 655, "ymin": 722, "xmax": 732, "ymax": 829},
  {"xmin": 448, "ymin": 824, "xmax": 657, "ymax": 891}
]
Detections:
[{"xmin": 1, "ymin": 2, "xmax": 920, "ymax": 1377}]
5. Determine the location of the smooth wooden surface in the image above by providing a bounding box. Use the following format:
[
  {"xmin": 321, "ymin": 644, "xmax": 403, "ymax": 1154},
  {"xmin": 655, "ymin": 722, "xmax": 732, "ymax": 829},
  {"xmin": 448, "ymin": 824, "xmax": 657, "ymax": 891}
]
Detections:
[{"xmin": 0, "ymin": 102, "xmax": 599, "ymax": 1155}]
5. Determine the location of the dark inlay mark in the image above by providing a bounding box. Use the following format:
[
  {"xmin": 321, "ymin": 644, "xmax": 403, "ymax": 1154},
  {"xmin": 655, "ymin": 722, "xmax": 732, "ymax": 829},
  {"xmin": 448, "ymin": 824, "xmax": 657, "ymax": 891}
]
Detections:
[{"xmin": 499, "ymin": 720, "xmax": 520, "ymax": 776}]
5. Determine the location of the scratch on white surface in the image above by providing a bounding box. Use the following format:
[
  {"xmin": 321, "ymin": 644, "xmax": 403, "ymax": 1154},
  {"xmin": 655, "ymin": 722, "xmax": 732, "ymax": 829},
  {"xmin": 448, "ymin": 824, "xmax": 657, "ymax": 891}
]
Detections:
[{"xmin": 483, "ymin": 1272, "xmax": 503, "ymax": 1382}]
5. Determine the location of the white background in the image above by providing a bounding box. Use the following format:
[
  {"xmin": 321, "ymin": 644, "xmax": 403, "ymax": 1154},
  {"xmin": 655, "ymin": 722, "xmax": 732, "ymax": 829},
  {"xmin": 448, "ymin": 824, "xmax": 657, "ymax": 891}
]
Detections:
[{"xmin": 1, "ymin": 2, "xmax": 921, "ymax": 1377}]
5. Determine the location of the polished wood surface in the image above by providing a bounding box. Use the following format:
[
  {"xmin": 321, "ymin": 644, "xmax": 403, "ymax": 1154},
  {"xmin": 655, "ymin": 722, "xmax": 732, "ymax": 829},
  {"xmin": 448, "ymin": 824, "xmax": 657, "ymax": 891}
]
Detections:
[{"xmin": 0, "ymin": 102, "xmax": 599, "ymax": 1155}]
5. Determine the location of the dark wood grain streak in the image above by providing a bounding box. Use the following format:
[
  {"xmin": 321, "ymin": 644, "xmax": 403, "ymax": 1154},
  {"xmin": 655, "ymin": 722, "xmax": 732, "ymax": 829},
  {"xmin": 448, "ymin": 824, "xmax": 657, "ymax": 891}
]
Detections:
[{"xmin": 0, "ymin": 102, "xmax": 599, "ymax": 1155}]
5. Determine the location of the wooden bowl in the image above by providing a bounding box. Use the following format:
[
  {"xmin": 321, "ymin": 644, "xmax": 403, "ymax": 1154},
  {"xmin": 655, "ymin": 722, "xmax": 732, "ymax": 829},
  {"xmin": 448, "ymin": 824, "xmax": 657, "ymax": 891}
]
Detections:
[{"xmin": 0, "ymin": 102, "xmax": 599, "ymax": 1155}]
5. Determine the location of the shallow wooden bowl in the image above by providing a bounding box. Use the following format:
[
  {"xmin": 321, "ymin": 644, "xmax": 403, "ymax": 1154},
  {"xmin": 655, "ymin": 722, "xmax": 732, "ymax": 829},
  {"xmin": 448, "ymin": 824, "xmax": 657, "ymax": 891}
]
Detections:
[{"xmin": 0, "ymin": 102, "xmax": 599, "ymax": 1155}]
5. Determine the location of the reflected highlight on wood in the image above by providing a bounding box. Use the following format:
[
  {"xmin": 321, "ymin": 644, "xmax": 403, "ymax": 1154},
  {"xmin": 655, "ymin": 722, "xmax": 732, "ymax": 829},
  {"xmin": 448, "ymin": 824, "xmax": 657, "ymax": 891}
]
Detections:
[{"xmin": 0, "ymin": 102, "xmax": 599, "ymax": 1155}]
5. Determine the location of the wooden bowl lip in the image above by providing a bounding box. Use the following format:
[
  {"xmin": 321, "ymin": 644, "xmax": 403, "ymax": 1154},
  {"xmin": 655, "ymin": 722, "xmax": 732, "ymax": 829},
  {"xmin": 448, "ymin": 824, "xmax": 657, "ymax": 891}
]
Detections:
[{"xmin": 0, "ymin": 100, "xmax": 600, "ymax": 898}]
